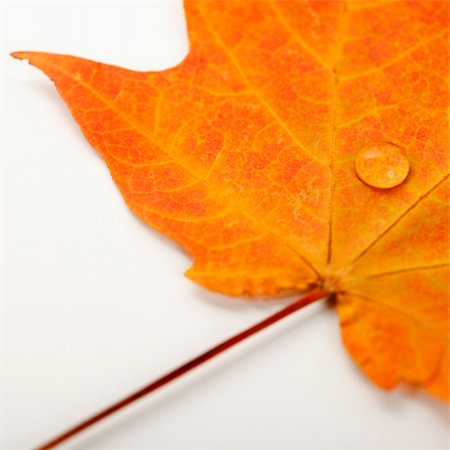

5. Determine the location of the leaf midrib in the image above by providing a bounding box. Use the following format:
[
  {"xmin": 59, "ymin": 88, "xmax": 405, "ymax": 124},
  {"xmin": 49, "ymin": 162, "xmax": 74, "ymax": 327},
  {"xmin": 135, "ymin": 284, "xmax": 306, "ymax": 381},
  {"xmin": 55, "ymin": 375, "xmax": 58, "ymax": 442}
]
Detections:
[{"xmin": 196, "ymin": 1, "xmax": 450, "ymax": 283}]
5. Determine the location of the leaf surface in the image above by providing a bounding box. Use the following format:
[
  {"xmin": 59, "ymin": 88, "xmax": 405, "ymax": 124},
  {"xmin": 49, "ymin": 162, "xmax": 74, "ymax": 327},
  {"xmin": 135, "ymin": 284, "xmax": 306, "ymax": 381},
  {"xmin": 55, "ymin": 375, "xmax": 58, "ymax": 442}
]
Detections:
[{"xmin": 13, "ymin": 0, "xmax": 449, "ymax": 400}]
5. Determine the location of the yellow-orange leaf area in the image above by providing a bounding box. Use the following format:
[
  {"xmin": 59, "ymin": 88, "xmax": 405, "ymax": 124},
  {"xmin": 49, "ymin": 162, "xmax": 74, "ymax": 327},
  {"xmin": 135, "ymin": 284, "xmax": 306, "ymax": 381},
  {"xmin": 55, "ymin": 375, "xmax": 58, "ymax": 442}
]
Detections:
[{"xmin": 13, "ymin": 0, "xmax": 449, "ymax": 401}]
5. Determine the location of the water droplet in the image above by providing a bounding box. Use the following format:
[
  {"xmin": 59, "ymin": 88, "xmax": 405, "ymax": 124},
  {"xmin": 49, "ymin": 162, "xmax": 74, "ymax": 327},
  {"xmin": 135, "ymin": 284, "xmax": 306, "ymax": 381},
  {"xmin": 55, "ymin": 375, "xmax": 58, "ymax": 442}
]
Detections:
[{"xmin": 355, "ymin": 142, "xmax": 410, "ymax": 189}]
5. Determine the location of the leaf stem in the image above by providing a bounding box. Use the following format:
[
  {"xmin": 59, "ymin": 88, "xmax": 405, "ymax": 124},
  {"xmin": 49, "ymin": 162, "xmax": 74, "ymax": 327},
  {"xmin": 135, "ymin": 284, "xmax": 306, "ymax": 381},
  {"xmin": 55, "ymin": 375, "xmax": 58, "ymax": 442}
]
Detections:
[{"xmin": 35, "ymin": 288, "xmax": 327, "ymax": 450}]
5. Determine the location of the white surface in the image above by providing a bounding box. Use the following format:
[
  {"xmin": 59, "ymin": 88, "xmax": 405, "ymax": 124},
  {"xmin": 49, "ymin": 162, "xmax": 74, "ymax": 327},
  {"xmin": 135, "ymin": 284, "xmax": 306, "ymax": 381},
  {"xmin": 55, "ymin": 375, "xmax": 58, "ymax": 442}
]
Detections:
[{"xmin": 1, "ymin": 2, "xmax": 449, "ymax": 450}]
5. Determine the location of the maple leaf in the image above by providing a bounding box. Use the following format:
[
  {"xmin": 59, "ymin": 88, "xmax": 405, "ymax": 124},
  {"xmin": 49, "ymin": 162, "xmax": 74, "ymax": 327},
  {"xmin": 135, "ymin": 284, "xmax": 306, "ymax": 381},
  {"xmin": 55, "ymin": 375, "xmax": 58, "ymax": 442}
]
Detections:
[{"xmin": 12, "ymin": 0, "xmax": 449, "ymax": 402}]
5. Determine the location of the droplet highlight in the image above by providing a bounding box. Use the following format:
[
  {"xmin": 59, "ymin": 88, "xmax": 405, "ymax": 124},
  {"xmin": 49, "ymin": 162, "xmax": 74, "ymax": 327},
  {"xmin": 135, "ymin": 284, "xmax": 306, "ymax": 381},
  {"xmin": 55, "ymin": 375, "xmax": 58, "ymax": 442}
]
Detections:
[{"xmin": 355, "ymin": 142, "xmax": 410, "ymax": 189}]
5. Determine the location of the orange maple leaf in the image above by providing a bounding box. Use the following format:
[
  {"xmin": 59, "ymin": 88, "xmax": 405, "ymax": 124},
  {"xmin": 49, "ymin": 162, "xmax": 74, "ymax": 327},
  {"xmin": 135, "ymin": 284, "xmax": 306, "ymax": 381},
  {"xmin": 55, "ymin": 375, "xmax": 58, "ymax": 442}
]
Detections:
[{"xmin": 13, "ymin": 0, "xmax": 449, "ymax": 401}]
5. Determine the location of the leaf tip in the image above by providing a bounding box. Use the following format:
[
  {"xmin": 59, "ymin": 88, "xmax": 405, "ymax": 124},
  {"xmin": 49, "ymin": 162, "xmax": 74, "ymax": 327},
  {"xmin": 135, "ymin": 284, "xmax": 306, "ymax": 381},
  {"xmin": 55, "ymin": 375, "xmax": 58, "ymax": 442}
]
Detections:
[
  {"xmin": 11, "ymin": 51, "xmax": 45, "ymax": 65},
  {"xmin": 11, "ymin": 51, "xmax": 43, "ymax": 66},
  {"xmin": 11, "ymin": 51, "xmax": 29, "ymax": 60}
]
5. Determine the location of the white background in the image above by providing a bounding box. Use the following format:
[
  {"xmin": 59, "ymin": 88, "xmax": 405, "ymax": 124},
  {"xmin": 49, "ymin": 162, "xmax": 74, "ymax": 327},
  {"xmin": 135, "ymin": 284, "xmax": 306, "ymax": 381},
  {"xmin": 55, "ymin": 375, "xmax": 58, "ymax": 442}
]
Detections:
[{"xmin": 1, "ymin": 2, "xmax": 449, "ymax": 449}]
